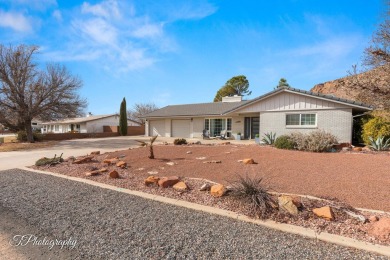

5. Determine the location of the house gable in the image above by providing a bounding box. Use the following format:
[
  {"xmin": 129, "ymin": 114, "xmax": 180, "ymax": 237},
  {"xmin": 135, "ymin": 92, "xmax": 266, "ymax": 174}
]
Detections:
[{"xmin": 231, "ymin": 90, "xmax": 364, "ymax": 114}]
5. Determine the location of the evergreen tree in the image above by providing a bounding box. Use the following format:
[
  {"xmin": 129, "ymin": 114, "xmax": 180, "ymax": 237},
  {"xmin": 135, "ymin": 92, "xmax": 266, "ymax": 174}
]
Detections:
[{"xmin": 119, "ymin": 97, "xmax": 128, "ymax": 136}]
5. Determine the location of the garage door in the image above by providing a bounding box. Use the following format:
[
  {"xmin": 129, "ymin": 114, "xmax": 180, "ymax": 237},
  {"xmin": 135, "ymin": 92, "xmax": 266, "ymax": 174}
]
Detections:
[
  {"xmin": 172, "ymin": 120, "xmax": 191, "ymax": 138},
  {"xmin": 149, "ymin": 120, "xmax": 165, "ymax": 136}
]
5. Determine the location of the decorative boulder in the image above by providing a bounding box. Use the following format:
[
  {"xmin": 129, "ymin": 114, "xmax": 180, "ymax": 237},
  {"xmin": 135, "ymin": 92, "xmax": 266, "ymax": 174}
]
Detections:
[
  {"xmin": 312, "ymin": 206, "xmax": 334, "ymax": 221},
  {"xmin": 243, "ymin": 158, "xmax": 256, "ymax": 164},
  {"xmin": 103, "ymin": 158, "xmax": 119, "ymax": 165},
  {"xmin": 210, "ymin": 184, "xmax": 226, "ymax": 197},
  {"xmin": 73, "ymin": 156, "xmax": 94, "ymax": 164},
  {"xmin": 158, "ymin": 176, "xmax": 180, "ymax": 188},
  {"xmin": 109, "ymin": 170, "xmax": 119, "ymax": 179},
  {"xmin": 144, "ymin": 176, "xmax": 160, "ymax": 186},
  {"xmin": 173, "ymin": 181, "xmax": 188, "ymax": 192},
  {"xmin": 368, "ymin": 217, "xmax": 390, "ymax": 241},
  {"xmin": 199, "ymin": 183, "xmax": 211, "ymax": 191},
  {"xmin": 116, "ymin": 161, "xmax": 127, "ymax": 168},
  {"xmin": 278, "ymin": 195, "xmax": 299, "ymax": 215}
]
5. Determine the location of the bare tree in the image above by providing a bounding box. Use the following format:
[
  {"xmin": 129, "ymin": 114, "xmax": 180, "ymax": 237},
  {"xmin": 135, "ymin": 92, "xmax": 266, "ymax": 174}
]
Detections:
[
  {"xmin": 127, "ymin": 102, "xmax": 158, "ymax": 124},
  {"xmin": 0, "ymin": 45, "xmax": 87, "ymax": 142}
]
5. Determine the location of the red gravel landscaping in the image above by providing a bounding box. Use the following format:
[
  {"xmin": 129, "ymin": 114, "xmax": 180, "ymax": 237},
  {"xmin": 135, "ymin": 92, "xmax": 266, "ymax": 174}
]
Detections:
[{"xmin": 36, "ymin": 144, "xmax": 390, "ymax": 212}]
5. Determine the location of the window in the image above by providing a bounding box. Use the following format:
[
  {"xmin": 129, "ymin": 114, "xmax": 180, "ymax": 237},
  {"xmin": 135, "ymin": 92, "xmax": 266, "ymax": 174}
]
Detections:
[
  {"xmin": 55, "ymin": 125, "xmax": 59, "ymax": 131},
  {"xmin": 32, "ymin": 122, "xmax": 37, "ymax": 125},
  {"xmin": 286, "ymin": 114, "xmax": 316, "ymax": 126},
  {"xmin": 204, "ymin": 118, "xmax": 232, "ymax": 137}
]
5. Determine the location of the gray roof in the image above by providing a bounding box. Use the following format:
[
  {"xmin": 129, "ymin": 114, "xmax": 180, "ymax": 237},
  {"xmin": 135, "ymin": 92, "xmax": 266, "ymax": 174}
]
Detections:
[
  {"xmin": 142, "ymin": 101, "xmax": 251, "ymax": 118},
  {"xmin": 143, "ymin": 87, "xmax": 373, "ymax": 118},
  {"xmin": 42, "ymin": 114, "xmax": 118, "ymax": 125}
]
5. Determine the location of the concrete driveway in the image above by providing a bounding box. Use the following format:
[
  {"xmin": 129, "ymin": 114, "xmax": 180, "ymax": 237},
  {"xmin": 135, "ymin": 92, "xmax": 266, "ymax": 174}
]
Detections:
[{"xmin": 0, "ymin": 136, "xmax": 151, "ymax": 171}]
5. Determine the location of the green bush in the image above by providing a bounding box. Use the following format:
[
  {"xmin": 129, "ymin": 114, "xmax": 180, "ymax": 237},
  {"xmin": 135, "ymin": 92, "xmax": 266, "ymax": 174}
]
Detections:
[
  {"xmin": 0, "ymin": 137, "xmax": 4, "ymax": 144},
  {"xmin": 174, "ymin": 138, "xmax": 187, "ymax": 145},
  {"xmin": 16, "ymin": 130, "xmax": 42, "ymax": 142},
  {"xmin": 274, "ymin": 135, "xmax": 295, "ymax": 150},
  {"xmin": 362, "ymin": 116, "xmax": 390, "ymax": 145},
  {"xmin": 289, "ymin": 130, "xmax": 338, "ymax": 152}
]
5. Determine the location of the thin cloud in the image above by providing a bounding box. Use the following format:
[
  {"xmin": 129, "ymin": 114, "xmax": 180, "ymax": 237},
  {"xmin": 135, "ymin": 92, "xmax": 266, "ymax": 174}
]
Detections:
[
  {"xmin": 0, "ymin": 10, "xmax": 32, "ymax": 32},
  {"xmin": 81, "ymin": 0, "xmax": 122, "ymax": 19}
]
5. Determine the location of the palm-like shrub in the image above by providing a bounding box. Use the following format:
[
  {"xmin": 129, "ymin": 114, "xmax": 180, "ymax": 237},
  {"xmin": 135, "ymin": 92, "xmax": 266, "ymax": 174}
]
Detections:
[
  {"xmin": 368, "ymin": 136, "xmax": 390, "ymax": 151},
  {"xmin": 136, "ymin": 136, "xmax": 158, "ymax": 159}
]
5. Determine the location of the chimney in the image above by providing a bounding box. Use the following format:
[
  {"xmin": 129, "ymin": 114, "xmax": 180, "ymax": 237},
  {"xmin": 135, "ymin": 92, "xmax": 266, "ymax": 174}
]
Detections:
[{"xmin": 222, "ymin": 95, "xmax": 242, "ymax": 102}]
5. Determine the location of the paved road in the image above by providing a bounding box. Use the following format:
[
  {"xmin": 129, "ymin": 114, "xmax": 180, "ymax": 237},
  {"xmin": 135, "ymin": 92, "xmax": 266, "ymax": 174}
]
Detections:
[{"xmin": 0, "ymin": 169, "xmax": 386, "ymax": 259}]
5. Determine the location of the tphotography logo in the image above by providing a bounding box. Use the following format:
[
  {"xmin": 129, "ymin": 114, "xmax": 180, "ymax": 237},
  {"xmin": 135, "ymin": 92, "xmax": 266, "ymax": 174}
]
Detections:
[{"xmin": 9, "ymin": 234, "xmax": 77, "ymax": 250}]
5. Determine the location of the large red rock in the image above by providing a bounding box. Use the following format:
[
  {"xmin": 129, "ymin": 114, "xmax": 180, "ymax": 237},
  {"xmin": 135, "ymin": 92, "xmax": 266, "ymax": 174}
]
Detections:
[
  {"xmin": 210, "ymin": 184, "xmax": 226, "ymax": 197},
  {"xmin": 158, "ymin": 176, "xmax": 180, "ymax": 188},
  {"xmin": 73, "ymin": 156, "xmax": 94, "ymax": 164},
  {"xmin": 242, "ymin": 158, "xmax": 256, "ymax": 164},
  {"xmin": 173, "ymin": 181, "xmax": 188, "ymax": 192},
  {"xmin": 109, "ymin": 170, "xmax": 119, "ymax": 178},
  {"xmin": 312, "ymin": 206, "xmax": 334, "ymax": 220},
  {"xmin": 103, "ymin": 158, "xmax": 119, "ymax": 165},
  {"xmin": 144, "ymin": 176, "xmax": 160, "ymax": 186},
  {"xmin": 116, "ymin": 161, "xmax": 127, "ymax": 168},
  {"xmin": 368, "ymin": 217, "xmax": 390, "ymax": 241}
]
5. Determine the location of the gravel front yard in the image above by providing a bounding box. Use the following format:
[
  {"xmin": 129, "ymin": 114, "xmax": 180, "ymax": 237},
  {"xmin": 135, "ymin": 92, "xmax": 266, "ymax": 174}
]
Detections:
[
  {"xmin": 36, "ymin": 144, "xmax": 390, "ymax": 212},
  {"xmin": 0, "ymin": 169, "xmax": 387, "ymax": 259}
]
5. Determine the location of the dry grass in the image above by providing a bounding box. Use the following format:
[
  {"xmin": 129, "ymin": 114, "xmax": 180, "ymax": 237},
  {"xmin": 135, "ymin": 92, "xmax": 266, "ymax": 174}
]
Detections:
[
  {"xmin": 3, "ymin": 136, "xmax": 17, "ymax": 143},
  {"xmin": 0, "ymin": 141, "xmax": 58, "ymax": 152}
]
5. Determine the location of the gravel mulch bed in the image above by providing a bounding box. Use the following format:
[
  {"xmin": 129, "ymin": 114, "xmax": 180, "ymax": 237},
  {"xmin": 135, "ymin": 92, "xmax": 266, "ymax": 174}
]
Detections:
[
  {"xmin": 0, "ymin": 169, "xmax": 387, "ymax": 259},
  {"xmin": 30, "ymin": 144, "xmax": 390, "ymax": 247}
]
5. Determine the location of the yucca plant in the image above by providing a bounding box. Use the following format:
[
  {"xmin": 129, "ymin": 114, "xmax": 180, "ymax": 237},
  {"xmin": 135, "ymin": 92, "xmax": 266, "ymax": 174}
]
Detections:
[
  {"xmin": 262, "ymin": 132, "xmax": 276, "ymax": 145},
  {"xmin": 368, "ymin": 136, "xmax": 390, "ymax": 151}
]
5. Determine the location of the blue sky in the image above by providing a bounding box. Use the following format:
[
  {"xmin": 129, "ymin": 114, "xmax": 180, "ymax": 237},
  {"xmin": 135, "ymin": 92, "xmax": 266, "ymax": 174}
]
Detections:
[{"xmin": 0, "ymin": 0, "xmax": 384, "ymax": 114}]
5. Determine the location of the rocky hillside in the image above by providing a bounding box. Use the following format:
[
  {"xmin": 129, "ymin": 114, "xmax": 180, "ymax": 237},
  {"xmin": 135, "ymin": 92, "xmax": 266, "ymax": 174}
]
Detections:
[{"xmin": 311, "ymin": 67, "xmax": 390, "ymax": 110}]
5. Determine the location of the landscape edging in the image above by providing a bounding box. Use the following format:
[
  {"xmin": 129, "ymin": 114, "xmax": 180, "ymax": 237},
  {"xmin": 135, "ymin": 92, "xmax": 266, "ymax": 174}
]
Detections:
[{"xmin": 18, "ymin": 167, "xmax": 390, "ymax": 257}]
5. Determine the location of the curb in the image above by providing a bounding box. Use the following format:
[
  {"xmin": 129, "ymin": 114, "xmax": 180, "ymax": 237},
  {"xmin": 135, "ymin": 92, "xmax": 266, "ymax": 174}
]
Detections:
[{"xmin": 19, "ymin": 167, "xmax": 390, "ymax": 257}]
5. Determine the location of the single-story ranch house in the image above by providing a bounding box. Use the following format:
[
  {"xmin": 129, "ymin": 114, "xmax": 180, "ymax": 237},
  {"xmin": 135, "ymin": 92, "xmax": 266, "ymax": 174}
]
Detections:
[
  {"xmin": 142, "ymin": 87, "xmax": 372, "ymax": 143},
  {"xmin": 41, "ymin": 114, "xmax": 140, "ymax": 134}
]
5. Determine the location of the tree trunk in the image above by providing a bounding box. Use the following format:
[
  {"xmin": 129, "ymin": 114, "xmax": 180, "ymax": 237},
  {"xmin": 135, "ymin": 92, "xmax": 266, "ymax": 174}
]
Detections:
[{"xmin": 25, "ymin": 119, "xmax": 35, "ymax": 143}]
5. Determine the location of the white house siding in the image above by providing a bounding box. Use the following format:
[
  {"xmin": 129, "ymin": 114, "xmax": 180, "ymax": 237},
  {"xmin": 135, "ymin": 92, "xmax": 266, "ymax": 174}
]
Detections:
[
  {"xmin": 237, "ymin": 91, "xmax": 350, "ymax": 113},
  {"xmin": 86, "ymin": 116, "xmax": 121, "ymax": 133},
  {"xmin": 192, "ymin": 118, "xmax": 204, "ymax": 138},
  {"xmin": 259, "ymin": 108, "xmax": 353, "ymax": 143},
  {"xmin": 231, "ymin": 116, "xmax": 245, "ymax": 139}
]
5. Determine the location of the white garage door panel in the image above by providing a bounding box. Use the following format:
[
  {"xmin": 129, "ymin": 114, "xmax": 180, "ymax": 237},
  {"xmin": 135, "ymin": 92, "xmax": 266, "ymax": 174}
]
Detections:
[
  {"xmin": 172, "ymin": 120, "xmax": 190, "ymax": 138},
  {"xmin": 149, "ymin": 120, "xmax": 165, "ymax": 136}
]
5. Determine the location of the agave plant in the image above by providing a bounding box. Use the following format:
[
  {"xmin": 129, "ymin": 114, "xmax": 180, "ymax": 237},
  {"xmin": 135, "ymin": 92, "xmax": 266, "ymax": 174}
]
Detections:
[
  {"xmin": 368, "ymin": 136, "xmax": 390, "ymax": 151},
  {"xmin": 262, "ymin": 132, "xmax": 276, "ymax": 145}
]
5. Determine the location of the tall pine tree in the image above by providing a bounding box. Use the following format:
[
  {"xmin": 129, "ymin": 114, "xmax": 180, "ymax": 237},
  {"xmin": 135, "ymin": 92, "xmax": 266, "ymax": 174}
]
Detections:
[{"xmin": 119, "ymin": 97, "xmax": 128, "ymax": 136}]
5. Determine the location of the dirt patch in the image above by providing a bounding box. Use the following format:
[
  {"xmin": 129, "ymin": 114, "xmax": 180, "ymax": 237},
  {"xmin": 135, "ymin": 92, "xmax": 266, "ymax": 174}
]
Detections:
[
  {"xmin": 0, "ymin": 141, "xmax": 58, "ymax": 152},
  {"xmin": 31, "ymin": 144, "xmax": 390, "ymax": 246}
]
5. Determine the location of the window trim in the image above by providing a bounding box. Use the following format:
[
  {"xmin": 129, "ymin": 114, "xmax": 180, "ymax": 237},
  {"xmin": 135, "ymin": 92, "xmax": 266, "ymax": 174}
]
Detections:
[
  {"xmin": 204, "ymin": 118, "xmax": 232, "ymax": 137},
  {"xmin": 285, "ymin": 113, "xmax": 317, "ymax": 128}
]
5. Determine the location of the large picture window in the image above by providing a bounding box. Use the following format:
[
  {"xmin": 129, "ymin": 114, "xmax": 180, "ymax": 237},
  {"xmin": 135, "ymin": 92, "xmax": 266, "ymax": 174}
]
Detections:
[
  {"xmin": 286, "ymin": 113, "xmax": 316, "ymax": 126},
  {"xmin": 204, "ymin": 118, "xmax": 232, "ymax": 137}
]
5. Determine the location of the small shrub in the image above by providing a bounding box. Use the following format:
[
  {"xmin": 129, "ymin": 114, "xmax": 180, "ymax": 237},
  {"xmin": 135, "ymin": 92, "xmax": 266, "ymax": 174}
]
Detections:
[
  {"xmin": 274, "ymin": 135, "xmax": 295, "ymax": 150},
  {"xmin": 262, "ymin": 132, "xmax": 276, "ymax": 145},
  {"xmin": 289, "ymin": 130, "xmax": 338, "ymax": 152},
  {"xmin": 368, "ymin": 136, "xmax": 390, "ymax": 151},
  {"xmin": 35, "ymin": 154, "xmax": 63, "ymax": 166},
  {"xmin": 362, "ymin": 116, "xmax": 390, "ymax": 145},
  {"xmin": 255, "ymin": 134, "xmax": 259, "ymax": 138},
  {"xmin": 230, "ymin": 174, "xmax": 276, "ymax": 219},
  {"xmin": 174, "ymin": 138, "xmax": 187, "ymax": 145},
  {"xmin": 16, "ymin": 130, "xmax": 42, "ymax": 142}
]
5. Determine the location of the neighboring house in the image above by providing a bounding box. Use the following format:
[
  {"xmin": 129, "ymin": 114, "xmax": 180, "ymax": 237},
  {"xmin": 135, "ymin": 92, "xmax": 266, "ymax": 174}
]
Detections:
[
  {"xmin": 41, "ymin": 114, "xmax": 140, "ymax": 134},
  {"xmin": 31, "ymin": 119, "xmax": 43, "ymax": 132},
  {"xmin": 142, "ymin": 87, "xmax": 373, "ymax": 143}
]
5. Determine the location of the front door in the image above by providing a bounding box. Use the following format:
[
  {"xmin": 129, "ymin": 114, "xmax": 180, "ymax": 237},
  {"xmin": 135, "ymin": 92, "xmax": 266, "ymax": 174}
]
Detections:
[{"xmin": 244, "ymin": 117, "xmax": 260, "ymax": 139}]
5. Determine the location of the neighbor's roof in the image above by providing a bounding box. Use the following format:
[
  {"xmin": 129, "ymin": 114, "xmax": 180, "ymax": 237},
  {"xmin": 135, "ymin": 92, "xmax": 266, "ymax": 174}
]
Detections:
[
  {"xmin": 41, "ymin": 114, "xmax": 118, "ymax": 125},
  {"xmin": 141, "ymin": 100, "xmax": 251, "ymax": 118}
]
